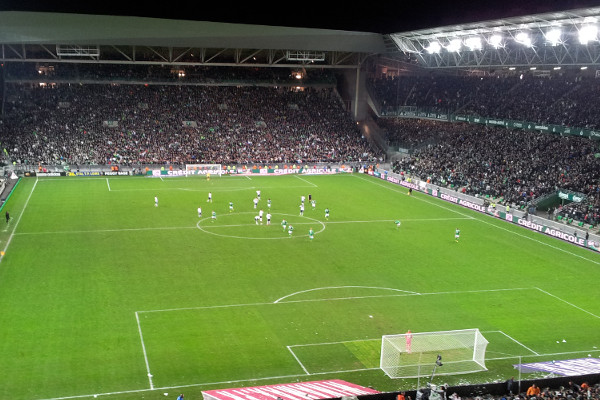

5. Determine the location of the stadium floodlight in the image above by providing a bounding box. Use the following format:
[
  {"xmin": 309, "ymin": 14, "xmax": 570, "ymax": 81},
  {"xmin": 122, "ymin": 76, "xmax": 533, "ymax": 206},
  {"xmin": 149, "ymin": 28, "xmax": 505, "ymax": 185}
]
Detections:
[
  {"xmin": 488, "ymin": 34, "xmax": 503, "ymax": 48},
  {"xmin": 545, "ymin": 28, "xmax": 562, "ymax": 46},
  {"xmin": 515, "ymin": 32, "xmax": 532, "ymax": 47},
  {"xmin": 465, "ymin": 36, "xmax": 482, "ymax": 51},
  {"xmin": 445, "ymin": 38, "xmax": 462, "ymax": 52},
  {"xmin": 579, "ymin": 25, "xmax": 598, "ymax": 44},
  {"xmin": 425, "ymin": 41, "xmax": 442, "ymax": 54}
]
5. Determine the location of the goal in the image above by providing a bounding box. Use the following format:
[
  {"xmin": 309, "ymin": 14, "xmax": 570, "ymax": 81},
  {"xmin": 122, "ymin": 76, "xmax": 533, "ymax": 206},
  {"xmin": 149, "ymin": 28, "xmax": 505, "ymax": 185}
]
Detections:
[
  {"xmin": 185, "ymin": 164, "xmax": 223, "ymax": 177},
  {"xmin": 380, "ymin": 328, "xmax": 488, "ymax": 379}
]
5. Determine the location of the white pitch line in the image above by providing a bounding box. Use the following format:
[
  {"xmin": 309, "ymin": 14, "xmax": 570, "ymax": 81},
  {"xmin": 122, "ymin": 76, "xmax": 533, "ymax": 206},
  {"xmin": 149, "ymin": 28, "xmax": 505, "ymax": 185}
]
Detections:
[
  {"xmin": 200, "ymin": 217, "xmax": 471, "ymax": 229},
  {"xmin": 135, "ymin": 312, "xmax": 154, "ymax": 389},
  {"xmin": 354, "ymin": 174, "xmax": 476, "ymax": 220},
  {"xmin": 535, "ymin": 287, "xmax": 600, "ymax": 320},
  {"xmin": 357, "ymin": 174, "xmax": 600, "ymax": 266},
  {"xmin": 106, "ymin": 177, "xmax": 111, "ymax": 192},
  {"xmin": 1, "ymin": 177, "xmax": 38, "ymax": 260},
  {"xmin": 496, "ymin": 330, "xmax": 540, "ymax": 355},
  {"xmin": 274, "ymin": 285, "xmax": 420, "ymax": 303},
  {"xmin": 286, "ymin": 346, "xmax": 311, "ymax": 375},
  {"xmin": 14, "ymin": 226, "xmax": 198, "ymax": 236},
  {"xmin": 138, "ymin": 287, "xmax": 532, "ymax": 313},
  {"xmin": 295, "ymin": 174, "xmax": 318, "ymax": 187},
  {"xmin": 288, "ymin": 338, "xmax": 380, "ymax": 348}
]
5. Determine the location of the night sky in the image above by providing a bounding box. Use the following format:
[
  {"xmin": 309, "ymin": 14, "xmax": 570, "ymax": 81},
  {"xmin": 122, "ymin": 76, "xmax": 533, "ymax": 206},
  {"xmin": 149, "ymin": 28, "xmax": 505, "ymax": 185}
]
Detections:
[{"xmin": 0, "ymin": 0, "xmax": 599, "ymax": 33}]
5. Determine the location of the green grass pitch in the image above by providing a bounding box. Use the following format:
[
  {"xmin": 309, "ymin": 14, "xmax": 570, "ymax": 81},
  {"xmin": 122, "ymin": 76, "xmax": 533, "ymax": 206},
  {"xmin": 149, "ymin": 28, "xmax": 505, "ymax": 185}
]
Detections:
[{"xmin": 0, "ymin": 173, "xmax": 599, "ymax": 400}]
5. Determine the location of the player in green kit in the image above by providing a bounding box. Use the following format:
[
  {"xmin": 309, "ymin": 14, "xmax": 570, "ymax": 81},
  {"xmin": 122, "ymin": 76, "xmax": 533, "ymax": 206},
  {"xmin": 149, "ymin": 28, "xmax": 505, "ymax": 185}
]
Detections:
[
  {"xmin": 281, "ymin": 219, "xmax": 287, "ymax": 231},
  {"xmin": 325, "ymin": 208, "xmax": 330, "ymax": 220},
  {"xmin": 395, "ymin": 220, "xmax": 401, "ymax": 229},
  {"xmin": 309, "ymin": 228, "xmax": 314, "ymax": 240},
  {"xmin": 229, "ymin": 201, "xmax": 234, "ymax": 212},
  {"xmin": 288, "ymin": 225, "xmax": 294, "ymax": 237},
  {"xmin": 211, "ymin": 211, "xmax": 217, "ymax": 222},
  {"xmin": 455, "ymin": 228, "xmax": 460, "ymax": 242}
]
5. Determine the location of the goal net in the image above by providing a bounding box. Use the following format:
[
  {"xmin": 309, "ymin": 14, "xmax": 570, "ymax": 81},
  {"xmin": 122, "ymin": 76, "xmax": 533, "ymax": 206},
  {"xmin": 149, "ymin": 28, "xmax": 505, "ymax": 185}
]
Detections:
[
  {"xmin": 380, "ymin": 328, "xmax": 488, "ymax": 379},
  {"xmin": 185, "ymin": 164, "xmax": 222, "ymax": 177}
]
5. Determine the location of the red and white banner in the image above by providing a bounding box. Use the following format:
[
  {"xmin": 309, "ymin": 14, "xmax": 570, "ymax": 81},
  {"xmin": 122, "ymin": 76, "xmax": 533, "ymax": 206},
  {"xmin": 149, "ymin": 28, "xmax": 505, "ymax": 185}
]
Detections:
[{"xmin": 202, "ymin": 379, "xmax": 379, "ymax": 400}]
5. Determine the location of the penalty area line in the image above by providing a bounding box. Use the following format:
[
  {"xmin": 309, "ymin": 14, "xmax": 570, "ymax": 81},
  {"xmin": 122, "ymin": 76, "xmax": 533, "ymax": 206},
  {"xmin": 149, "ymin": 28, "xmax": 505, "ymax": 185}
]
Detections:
[
  {"xmin": 295, "ymin": 174, "xmax": 318, "ymax": 187},
  {"xmin": 134, "ymin": 311, "xmax": 154, "ymax": 390},
  {"xmin": 286, "ymin": 346, "xmax": 311, "ymax": 375}
]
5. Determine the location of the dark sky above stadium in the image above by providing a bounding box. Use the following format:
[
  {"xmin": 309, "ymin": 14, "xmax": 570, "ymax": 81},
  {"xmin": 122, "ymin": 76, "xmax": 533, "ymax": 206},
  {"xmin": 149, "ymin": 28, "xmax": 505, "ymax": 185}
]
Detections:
[{"xmin": 0, "ymin": 0, "xmax": 599, "ymax": 33}]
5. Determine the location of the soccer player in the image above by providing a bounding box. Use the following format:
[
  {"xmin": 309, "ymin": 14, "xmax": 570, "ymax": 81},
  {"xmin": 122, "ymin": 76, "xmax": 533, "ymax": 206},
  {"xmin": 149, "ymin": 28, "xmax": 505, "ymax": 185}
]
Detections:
[
  {"xmin": 266, "ymin": 212, "xmax": 271, "ymax": 225},
  {"xmin": 309, "ymin": 227, "xmax": 314, "ymax": 240},
  {"xmin": 281, "ymin": 219, "xmax": 287, "ymax": 231},
  {"xmin": 395, "ymin": 220, "xmax": 401, "ymax": 229},
  {"xmin": 253, "ymin": 197, "xmax": 259, "ymax": 209},
  {"xmin": 229, "ymin": 201, "xmax": 234, "ymax": 212},
  {"xmin": 288, "ymin": 224, "xmax": 294, "ymax": 237},
  {"xmin": 267, "ymin": 198, "xmax": 271, "ymax": 209},
  {"xmin": 211, "ymin": 211, "xmax": 216, "ymax": 222},
  {"xmin": 405, "ymin": 330, "xmax": 413, "ymax": 353},
  {"xmin": 198, "ymin": 207, "xmax": 202, "ymax": 218},
  {"xmin": 325, "ymin": 207, "xmax": 330, "ymax": 220},
  {"xmin": 311, "ymin": 199, "xmax": 316, "ymax": 210},
  {"xmin": 455, "ymin": 228, "xmax": 460, "ymax": 242},
  {"xmin": 299, "ymin": 203, "xmax": 304, "ymax": 216},
  {"xmin": 256, "ymin": 190, "xmax": 261, "ymax": 200},
  {"xmin": 255, "ymin": 215, "xmax": 260, "ymax": 225},
  {"xmin": 301, "ymin": 195, "xmax": 305, "ymax": 204},
  {"xmin": 259, "ymin": 209, "xmax": 264, "ymax": 224},
  {"xmin": 154, "ymin": 196, "xmax": 158, "ymax": 207},
  {"xmin": 207, "ymin": 192, "xmax": 212, "ymax": 203}
]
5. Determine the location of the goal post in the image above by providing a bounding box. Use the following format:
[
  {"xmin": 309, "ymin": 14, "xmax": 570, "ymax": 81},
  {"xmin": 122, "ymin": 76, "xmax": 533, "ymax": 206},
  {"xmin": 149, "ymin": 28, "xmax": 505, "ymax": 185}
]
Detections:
[
  {"xmin": 185, "ymin": 164, "xmax": 222, "ymax": 177},
  {"xmin": 380, "ymin": 328, "xmax": 488, "ymax": 379}
]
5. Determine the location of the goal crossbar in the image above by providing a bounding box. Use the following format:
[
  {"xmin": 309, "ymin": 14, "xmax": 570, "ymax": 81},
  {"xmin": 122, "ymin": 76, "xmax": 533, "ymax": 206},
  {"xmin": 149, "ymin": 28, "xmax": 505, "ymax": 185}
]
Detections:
[
  {"xmin": 185, "ymin": 164, "xmax": 222, "ymax": 176},
  {"xmin": 380, "ymin": 328, "xmax": 488, "ymax": 379}
]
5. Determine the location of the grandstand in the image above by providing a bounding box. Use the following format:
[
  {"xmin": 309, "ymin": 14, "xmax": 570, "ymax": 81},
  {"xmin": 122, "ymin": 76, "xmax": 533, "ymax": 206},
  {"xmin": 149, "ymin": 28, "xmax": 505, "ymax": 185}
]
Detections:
[{"xmin": 0, "ymin": 5, "xmax": 598, "ymax": 400}]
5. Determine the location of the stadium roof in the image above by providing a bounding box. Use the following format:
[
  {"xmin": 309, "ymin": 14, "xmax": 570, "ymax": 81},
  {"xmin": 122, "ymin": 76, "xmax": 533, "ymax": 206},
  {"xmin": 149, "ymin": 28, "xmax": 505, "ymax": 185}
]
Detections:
[
  {"xmin": 0, "ymin": 12, "xmax": 386, "ymax": 67},
  {"xmin": 2, "ymin": 6, "xmax": 600, "ymax": 70},
  {"xmin": 389, "ymin": 6, "xmax": 600, "ymax": 69}
]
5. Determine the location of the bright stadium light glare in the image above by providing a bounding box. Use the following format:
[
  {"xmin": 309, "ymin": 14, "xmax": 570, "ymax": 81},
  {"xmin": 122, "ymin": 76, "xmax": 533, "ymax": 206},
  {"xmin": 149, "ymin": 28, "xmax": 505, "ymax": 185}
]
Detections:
[
  {"xmin": 545, "ymin": 28, "xmax": 562, "ymax": 46},
  {"xmin": 489, "ymin": 34, "xmax": 503, "ymax": 48},
  {"xmin": 465, "ymin": 36, "xmax": 482, "ymax": 51},
  {"xmin": 515, "ymin": 32, "xmax": 532, "ymax": 47},
  {"xmin": 446, "ymin": 38, "xmax": 462, "ymax": 52},
  {"xmin": 579, "ymin": 25, "xmax": 598, "ymax": 44},
  {"xmin": 425, "ymin": 41, "xmax": 442, "ymax": 53}
]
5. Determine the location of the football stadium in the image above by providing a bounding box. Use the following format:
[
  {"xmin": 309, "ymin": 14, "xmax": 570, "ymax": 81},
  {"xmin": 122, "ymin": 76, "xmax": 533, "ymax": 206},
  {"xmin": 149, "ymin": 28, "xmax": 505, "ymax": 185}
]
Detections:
[{"xmin": 0, "ymin": 4, "xmax": 598, "ymax": 400}]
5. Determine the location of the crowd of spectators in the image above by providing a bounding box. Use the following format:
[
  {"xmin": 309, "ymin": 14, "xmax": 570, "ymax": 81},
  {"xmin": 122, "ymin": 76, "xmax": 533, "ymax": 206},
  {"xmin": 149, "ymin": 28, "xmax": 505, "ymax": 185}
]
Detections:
[
  {"xmin": 389, "ymin": 119, "xmax": 600, "ymax": 225},
  {"xmin": 368, "ymin": 72, "xmax": 600, "ymax": 129},
  {"xmin": 4, "ymin": 62, "xmax": 337, "ymax": 86},
  {"xmin": 0, "ymin": 83, "xmax": 380, "ymax": 166},
  {"xmin": 410, "ymin": 380, "xmax": 600, "ymax": 400}
]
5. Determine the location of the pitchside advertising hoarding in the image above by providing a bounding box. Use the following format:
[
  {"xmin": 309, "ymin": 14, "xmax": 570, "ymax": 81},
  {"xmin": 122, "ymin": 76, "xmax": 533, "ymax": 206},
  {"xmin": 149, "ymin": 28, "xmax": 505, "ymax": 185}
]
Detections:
[
  {"xmin": 150, "ymin": 165, "xmax": 354, "ymax": 177},
  {"xmin": 380, "ymin": 173, "xmax": 600, "ymax": 253},
  {"xmin": 201, "ymin": 379, "xmax": 379, "ymax": 400}
]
